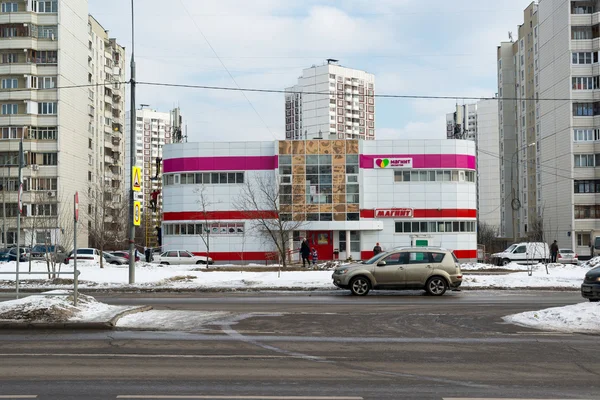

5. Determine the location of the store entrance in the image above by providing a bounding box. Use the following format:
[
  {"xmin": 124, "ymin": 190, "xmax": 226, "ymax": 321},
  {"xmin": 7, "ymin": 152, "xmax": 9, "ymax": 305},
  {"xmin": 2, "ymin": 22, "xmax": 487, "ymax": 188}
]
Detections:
[{"xmin": 307, "ymin": 231, "xmax": 334, "ymax": 260}]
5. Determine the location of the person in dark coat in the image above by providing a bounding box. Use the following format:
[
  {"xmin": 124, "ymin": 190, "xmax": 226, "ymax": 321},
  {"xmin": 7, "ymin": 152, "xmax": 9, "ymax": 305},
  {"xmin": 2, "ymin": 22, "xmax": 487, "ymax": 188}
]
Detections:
[
  {"xmin": 373, "ymin": 242, "xmax": 382, "ymax": 255},
  {"xmin": 300, "ymin": 238, "xmax": 310, "ymax": 267},
  {"xmin": 550, "ymin": 240, "xmax": 559, "ymax": 263}
]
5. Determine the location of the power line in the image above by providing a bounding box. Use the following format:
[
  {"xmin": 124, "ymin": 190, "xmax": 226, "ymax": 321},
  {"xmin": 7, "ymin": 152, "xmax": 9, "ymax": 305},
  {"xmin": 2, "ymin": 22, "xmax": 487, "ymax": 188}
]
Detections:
[
  {"xmin": 176, "ymin": 0, "xmax": 277, "ymax": 140},
  {"xmin": 135, "ymin": 81, "xmax": 582, "ymax": 102},
  {"xmin": 0, "ymin": 81, "xmax": 129, "ymax": 93}
]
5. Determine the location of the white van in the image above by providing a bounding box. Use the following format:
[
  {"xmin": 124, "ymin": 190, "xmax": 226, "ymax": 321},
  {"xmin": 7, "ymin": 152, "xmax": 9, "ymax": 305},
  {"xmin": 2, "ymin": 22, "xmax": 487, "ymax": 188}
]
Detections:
[{"xmin": 491, "ymin": 242, "xmax": 550, "ymax": 266}]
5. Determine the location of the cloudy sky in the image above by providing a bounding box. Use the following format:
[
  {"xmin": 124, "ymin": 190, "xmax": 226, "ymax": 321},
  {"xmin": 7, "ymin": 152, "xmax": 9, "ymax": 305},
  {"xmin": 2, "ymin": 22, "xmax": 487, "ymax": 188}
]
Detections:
[{"xmin": 89, "ymin": 0, "xmax": 530, "ymax": 142}]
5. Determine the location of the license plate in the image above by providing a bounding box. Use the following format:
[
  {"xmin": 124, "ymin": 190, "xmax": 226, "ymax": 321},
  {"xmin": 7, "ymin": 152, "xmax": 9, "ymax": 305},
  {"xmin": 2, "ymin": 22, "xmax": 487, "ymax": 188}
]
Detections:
[{"xmin": 583, "ymin": 286, "xmax": 592, "ymax": 292}]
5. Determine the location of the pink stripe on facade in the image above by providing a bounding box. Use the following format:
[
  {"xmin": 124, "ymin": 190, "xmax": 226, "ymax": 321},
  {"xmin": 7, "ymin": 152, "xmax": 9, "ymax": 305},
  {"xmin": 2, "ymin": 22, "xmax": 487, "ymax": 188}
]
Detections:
[
  {"xmin": 164, "ymin": 156, "xmax": 279, "ymax": 173},
  {"xmin": 360, "ymin": 154, "xmax": 476, "ymax": 170}
]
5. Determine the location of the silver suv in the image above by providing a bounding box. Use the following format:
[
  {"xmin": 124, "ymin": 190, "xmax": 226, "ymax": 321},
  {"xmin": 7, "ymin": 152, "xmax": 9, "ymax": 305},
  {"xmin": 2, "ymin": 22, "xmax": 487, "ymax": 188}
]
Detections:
[{"xmin": 332, "ymin": 247, "xmax": 463, "ymax": 296}]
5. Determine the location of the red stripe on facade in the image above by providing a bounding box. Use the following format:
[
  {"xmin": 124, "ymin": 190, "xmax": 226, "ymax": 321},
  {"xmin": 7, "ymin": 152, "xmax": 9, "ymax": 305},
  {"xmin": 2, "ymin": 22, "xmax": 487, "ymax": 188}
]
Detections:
[
  {"xmin": 164, "ymin": 156, "xmax": 278, "ymax": 173},
  {"xmin": 163, "ymin": 211, "xmax": 278, "ymax": 221},
  {"xmin": 359, "ymin": 209, "xmax": 477, "ymax": 219},
  {"xmin": 360, "ymin": 249, "xmax": 477, "ymax": 261},
  {"xmin": 192, "ymin": 251, "xmax": 279, "ymax": 262}
]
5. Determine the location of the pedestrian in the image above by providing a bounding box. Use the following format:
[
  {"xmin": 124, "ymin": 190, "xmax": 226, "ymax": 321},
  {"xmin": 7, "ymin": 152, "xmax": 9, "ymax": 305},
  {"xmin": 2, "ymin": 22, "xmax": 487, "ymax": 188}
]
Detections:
[
  {"xmin": 373, "ymin": 242, "xmax": 382, "ymax": 255},
  {"xmin": 550, "ymin": 240, "xmax": 559, "ymax": 263},
  {"xmin": 300, "ymin": 238, "xmax": 310, "ymax": 267},
  {"xmin": 150, "ymin": 189, "xmax": 161, "ymax": 212},
  {"xmin": 311, "ymin": 247, "xmax": 318, "ymax": 266}
]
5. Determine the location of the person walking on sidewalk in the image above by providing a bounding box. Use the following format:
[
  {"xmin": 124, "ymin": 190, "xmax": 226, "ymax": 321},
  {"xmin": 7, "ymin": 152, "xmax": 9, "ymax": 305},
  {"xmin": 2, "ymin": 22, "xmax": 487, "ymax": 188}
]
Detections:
[
  {"xmin": 300, "ymin": 238, "xmax": 311, "ymax": 267},
  {"xmin": 550, "ymin": 240, "xmax": 559, "ymax": 263},
  {"xmin": 373, "ymin": 242, "xmax": 382, "ymax": 256}
]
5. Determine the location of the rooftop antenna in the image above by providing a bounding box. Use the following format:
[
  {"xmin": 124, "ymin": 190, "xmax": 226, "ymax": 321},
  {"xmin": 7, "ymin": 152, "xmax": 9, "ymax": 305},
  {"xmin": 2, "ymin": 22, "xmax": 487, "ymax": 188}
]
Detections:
[
  {"xmin": 326, "ymin": 58, "xmax": 339, "ymax": 65},
  {"xmin": 140, "ymin": 103, "xmax": 149, "ymax": 109},
  {"xmin": 508, "ymin": 31, "xmax": 513, "ymax": 42}
]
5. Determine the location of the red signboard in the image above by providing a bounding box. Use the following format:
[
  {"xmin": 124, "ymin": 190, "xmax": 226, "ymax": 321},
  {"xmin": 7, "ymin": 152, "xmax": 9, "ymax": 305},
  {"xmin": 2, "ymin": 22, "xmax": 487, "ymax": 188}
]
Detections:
[
  {"xmin": 74, "ymin": 192, "xmax": 79, "ymax": 222},
  {"xmin": 375, "ymin": 208, "xmax": 413, "ymax": 218}
]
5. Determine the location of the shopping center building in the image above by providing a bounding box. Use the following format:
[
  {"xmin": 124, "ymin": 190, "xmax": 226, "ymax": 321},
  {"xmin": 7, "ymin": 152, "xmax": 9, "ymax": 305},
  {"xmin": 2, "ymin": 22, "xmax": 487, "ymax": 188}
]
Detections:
[{"xmin": 161, "ymin": 139, "xmax": 477, "ymax": 262}]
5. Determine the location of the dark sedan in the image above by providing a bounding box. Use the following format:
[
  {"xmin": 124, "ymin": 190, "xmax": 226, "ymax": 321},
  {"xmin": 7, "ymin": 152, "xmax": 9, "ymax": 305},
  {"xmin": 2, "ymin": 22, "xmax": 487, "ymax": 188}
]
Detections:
[{"xmin": 581, "ymin": 266, "xmax": 600, "ymax": 302}]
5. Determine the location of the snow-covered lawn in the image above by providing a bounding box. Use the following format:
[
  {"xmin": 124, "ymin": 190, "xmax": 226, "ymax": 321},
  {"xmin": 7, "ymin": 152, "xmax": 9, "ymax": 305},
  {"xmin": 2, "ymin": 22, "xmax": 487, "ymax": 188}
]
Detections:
[
  {"xmin": 0, "ymin": 290, "xmax": 138, "ymax": 323},
  {"xmin": 0, "ymin": 259, "xmax": 594, "ymax": 291},
  {"xmin": 504, "ymin": 302, "xmax": 600, "ymax": 333}
]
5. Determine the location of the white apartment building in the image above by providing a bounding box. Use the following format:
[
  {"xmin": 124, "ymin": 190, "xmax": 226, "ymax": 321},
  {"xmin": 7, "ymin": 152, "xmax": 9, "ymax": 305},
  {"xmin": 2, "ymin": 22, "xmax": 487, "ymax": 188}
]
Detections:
[
  {"xmin": 538, "ymin": 0, "xmax": 600, "ymax": 255},
  {"xmin": 87, "ymin": 15, "xmax": 125, "ymax": 246},
  {"xmin": 285, "ymin": 60, "xmax": 375, "ymax": 141},
  {"xmin": 125, "ymin": 107, "xmax": 182, "ymax": 247},
  {"xmin": 446, "ymin": 101, "xmax": 501, "ymax": 231},
  {"xmin": 497, "ymin": 2, "xmax": 540, "ymax": 240},
  {"xmin": 0, "ymin": 0, "xmax": 90, "ymax": 247}
]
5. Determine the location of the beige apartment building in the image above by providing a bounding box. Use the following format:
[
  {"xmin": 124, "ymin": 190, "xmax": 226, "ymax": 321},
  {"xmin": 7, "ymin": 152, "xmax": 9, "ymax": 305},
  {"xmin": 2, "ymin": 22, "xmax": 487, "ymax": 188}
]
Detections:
[{"xmin": 0, "ymin": 1, "xmax": 123, "ymax": 249}]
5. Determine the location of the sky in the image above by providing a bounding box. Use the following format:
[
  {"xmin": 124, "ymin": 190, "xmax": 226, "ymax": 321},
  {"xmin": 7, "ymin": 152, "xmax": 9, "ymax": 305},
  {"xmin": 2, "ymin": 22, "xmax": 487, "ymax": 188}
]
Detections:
[{"xmin": 89, "ymin": 0, "xmax": 531, "ymax": 143}]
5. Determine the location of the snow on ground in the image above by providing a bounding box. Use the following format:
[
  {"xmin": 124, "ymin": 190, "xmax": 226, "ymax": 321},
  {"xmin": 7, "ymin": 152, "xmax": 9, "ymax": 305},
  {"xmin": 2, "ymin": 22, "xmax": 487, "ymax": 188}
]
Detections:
[
  {"xmin": 461, "ymin": 262, "xmax": 530, "ymax": 271},
  {"xmin": 581, "ymin": 256, "xmax": 600, "ymax": 269},
  {"xmin": 0, "ymin": 260, "xmax": 592, "ymax": 290},
  {"xmin": 504, "ymin": 302, "xmax": 600, "ymax": 333},
  {"xmin": 117, "ymin": 310, "xmax": 230, "ymax": 330},
  {"xmin": 0, "ymin": 290, "xmax": 136, "ymax": 322}
]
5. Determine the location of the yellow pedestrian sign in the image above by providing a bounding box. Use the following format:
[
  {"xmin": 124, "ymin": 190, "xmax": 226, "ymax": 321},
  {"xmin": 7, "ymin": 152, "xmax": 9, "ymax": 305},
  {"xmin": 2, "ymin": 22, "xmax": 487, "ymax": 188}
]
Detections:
[
  {"xmin": 133, "ymin": 201, "xmax": 141, "ymax": 226},
  {"xmin": 132, "ymin": 166, "xmax": 142, "ymax": 192}
]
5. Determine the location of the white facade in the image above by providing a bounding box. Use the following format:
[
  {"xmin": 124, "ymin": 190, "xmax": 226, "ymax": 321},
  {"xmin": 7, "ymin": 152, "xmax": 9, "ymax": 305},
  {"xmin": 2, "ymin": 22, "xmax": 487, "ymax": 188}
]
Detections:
[
  {"xmin": 538, "ymin": 0, "xmax": 600, "ymax": 255},
  {"xmin": 161, "ymin": 140, "xmax": 477, "ymax": 263},
  {"xmin": 476, "ymin": 99, "xmax": 502, "ymax": 230},
  {"xmin": 87, "ymin": 15, "xmax": 125, "ymax": 240},
  {"xmin": 0, "ymin": 0, "xmax": 92, "ymax": 247},
  {"xmin": 285, "ymin": 61, "xmax": 375, "ymax": 141}
]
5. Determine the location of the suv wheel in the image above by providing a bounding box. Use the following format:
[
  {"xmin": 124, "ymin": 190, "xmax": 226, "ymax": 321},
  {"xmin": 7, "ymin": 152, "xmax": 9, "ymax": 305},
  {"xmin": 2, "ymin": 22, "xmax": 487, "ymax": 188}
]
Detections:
[
  {"xmin": 350, "ymin": 276, "xmax": 371, "ymax": 296},
  {"xmin": 502, "ymin": 258, "xmax": 511, "ymax": 266},
  {"xmin": 589, "ymin": 299, "xmax": 599, "ymax": 303},
  {"xmin": 425, "ymin": 277, "xmax": 447, "ymax": 296}
]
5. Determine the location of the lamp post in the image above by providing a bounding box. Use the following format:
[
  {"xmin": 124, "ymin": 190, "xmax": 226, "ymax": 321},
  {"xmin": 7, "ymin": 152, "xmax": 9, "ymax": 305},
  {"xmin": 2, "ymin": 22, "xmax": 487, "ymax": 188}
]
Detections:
[{"xmin": 128, "ymin": 0, "xmax": 136, "ymax": 284}]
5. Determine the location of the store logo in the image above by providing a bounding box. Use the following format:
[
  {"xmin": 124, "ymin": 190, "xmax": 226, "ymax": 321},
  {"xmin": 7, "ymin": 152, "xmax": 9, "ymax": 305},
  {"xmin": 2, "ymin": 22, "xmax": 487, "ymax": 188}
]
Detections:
[
  {"xmin": 375, "ymin": 158, "xmax": 390, "ymax": 168},
  {"xmin": 375, "ymin": 208, "xmax": 413, "ymax": 218},
  {"xmin": 374, "ymin": 158, "xmax": 412, "ymax": 168}
]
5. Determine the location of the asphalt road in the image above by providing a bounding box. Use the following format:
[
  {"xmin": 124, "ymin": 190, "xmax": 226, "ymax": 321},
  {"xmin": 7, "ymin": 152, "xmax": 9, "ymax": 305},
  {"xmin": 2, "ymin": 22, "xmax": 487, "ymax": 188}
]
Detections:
[{"xmin": 0, "ymin": 290, "xmax": 598, "ymax": 400}]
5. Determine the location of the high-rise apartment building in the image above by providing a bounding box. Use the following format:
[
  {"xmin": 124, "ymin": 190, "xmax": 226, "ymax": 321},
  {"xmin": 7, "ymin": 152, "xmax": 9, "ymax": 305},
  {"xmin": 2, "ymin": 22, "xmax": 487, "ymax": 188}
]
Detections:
[
  {"xmin": 125, "ymin": 107, "xmax": 182, "ymax": 247},
  {"xmin": 446, "ymin": 101, "xmax": 501, "ymax": 231},
  {"xmin": 87, "ymin": 15, "xmax": 126, "ymax": 247},
  {"xmin": 0, "ymin": 0, "xmax": 91, "ymax": 247},
  {"xmin": 497, "ymin": 2, "xmax": 540, "ymax": 240},
  {"xmin": 537, "ymin": 0, "xmax": 600, "ymax": 256},
  {"xmin": 285, "ymin": 60, "xmax": 375, "ymax": 141}
]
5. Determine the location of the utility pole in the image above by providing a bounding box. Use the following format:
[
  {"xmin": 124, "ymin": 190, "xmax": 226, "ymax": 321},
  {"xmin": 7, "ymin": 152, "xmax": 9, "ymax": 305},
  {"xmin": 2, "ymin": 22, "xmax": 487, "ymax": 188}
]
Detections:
[{"xmin": 128, "ymin": 0, "xmax": 136, "ymax": 284}]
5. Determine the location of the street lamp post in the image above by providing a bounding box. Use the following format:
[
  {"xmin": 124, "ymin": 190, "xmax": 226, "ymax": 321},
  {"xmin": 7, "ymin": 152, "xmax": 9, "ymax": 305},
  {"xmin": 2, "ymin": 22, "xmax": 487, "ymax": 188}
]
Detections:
[
  {"xmin": 510, "ymin": 142, "xmax": 536, "ymax": 241},
  {"xmin": 128, "ymin": 0, "xmax": 136, "ymax": 284}
]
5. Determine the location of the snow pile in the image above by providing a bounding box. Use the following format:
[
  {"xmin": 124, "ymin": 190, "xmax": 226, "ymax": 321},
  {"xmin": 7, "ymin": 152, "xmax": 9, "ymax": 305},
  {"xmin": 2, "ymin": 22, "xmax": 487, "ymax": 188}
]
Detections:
[
  {"xmin": 504, "ymin": 302, "xmax": 600, "ymax": 333},
  {"xmin": 463, "ymin": 263, "xmax": 588, "ymax": 289},
  {"xmin": 0, "ymin": 290, "xmax": 136, "ymax": 323},
  {"xmin": 581, "ymin": 256, "xmax": 600, "ymax": 269},
  {"xmin": 460, "ymin": 262, "xmax": 530, "ymax": 271}
]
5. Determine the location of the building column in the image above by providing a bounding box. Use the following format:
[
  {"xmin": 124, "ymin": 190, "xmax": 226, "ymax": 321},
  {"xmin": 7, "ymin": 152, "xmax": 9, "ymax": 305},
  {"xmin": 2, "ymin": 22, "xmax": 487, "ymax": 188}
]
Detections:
[{"xmin": 345, "ymin": 230, "xmax": 351, "ymax": 260}]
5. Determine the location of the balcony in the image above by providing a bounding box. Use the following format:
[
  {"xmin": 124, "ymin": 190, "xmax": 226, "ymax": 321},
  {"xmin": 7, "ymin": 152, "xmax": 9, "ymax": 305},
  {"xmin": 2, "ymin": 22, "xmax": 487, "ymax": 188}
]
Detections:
[
  {"xmin": 571, "ymin": 39, "xmax": 594, "ymax": 51},
  {"xmin": 345, "ymin": 104, "xmax": 352, "ymax": 110},
  {"xmin": 346, "ymin": 112, "xmax": 353, "ymax": 118},
  {"xmin": 345, "ymin": 88, "xmax": 352, "ymax": 94},
  {"xmin": 571, "ymin": 13, "xmax": 593, "ymax": 25}
]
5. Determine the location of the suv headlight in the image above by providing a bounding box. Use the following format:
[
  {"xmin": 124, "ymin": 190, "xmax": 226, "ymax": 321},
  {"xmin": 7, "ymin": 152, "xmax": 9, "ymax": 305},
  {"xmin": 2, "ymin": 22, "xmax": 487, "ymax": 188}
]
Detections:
[{"xmin": 335, "ymin": 268, "xmax": 349, "ymax": 275}]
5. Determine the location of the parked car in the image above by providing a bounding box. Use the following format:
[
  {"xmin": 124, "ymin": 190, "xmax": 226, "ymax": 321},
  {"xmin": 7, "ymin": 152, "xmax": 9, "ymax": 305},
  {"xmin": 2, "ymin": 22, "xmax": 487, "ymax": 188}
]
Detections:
[
  {"xmin": 154, "ymin": 250, "xmax": 213, "ymax": 265},
  {"xmin": 331, "ymin": 247, "xmax": 462, "ymax": 296},
  {"xmin": 0, "ymin": 248, "xmax": 12, "ymax": 262},
  {"xmin": 65, "ymin": 248, "xmax": 101, "ymax": 264},
  {"xmin": 7, "ymin": 247, "xmax": 30, "ymax": 262},
  {"xmin": 491, "ymin": 242, "xmax": 550, "ymax": 266},
  {"xmin": 30, "ymin": 244, "xmax": 68, "ymax": 264},
  {"xmin": 111, "ymin": 251, "xmax": 141, "ymax": 262},
  {"xmin": 581, "ymin": 266, "xmax": 600, "ymax": 302},
  {"xmin": 558, "ymin": 248, "xmax": 578, "ymax": 265},
  {"xmin": 102, "ymin": 252, "xmax": 127, "ymax": 265}
]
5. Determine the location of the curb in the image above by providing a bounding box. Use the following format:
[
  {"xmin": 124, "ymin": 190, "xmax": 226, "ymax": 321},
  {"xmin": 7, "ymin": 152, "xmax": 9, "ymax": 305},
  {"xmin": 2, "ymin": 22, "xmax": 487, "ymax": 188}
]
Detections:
[{"xmin": 0, "ymin": 305, "xmax": 153, "ymax": 330}]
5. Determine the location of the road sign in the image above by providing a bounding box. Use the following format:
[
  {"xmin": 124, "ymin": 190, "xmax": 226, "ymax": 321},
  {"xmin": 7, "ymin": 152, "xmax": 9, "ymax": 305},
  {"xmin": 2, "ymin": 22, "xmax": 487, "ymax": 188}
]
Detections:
[
  {"xmin": 415, "ymin": 240, "xmax": 428, "ymax": 247},
  {"xmin": 132, "ymin": 166, "xmax": 142, "ymax": 192},
  {"xmin": 133, "ymin": 201, "xmax": 141, "ymax": 226},
  {"xmin": 74, "ymin": 192, "xmax": 79, "ymax": 222}
]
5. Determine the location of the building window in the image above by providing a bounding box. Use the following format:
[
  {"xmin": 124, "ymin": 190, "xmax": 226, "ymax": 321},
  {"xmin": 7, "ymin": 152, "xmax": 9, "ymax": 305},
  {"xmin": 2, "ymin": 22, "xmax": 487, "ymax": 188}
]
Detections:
[
  {"xmin": 395, "ymin": 220, "xmax": 476, "ymax": 233},
  {"xmin": 574, "ymin": 180, "xmax": 600, "ymax": 193},
  {"xmin": 574, "ymin": 154, "xmax": 596, "ymax": 167},
  {"xmin": 0, "ymin": 126, "xmax": 22, "ymax": 139},
  {"xmin": 575, "ymin": 205, "xmax": 600, "ymax": 219},
  {"xmin": 164, "ymin": 172, "xmax": 244, "ymax": 185},
  {"xmin": 572, "ymin": 77, "xmax": 598, "ymax": 90},
  {"xmin": 164, "ymin": 222, "xmax": 244, "ymax": 236},
  {"xmin": 1, "ymin": 53, "xmax": 17, "ymax": 64},
  {"xmin": 40, "ymin": 76, "xmax": 56, "ymax": 89},
  {"xmin": 394, "ymin": 169, "xmax": 476, "ymax": 183},
  {"xmin": 573, "ymin": 129, "xmax": 599, "ymax": 142},
  {"xmin": 1, "ymin": 104, "xmax": 17, "ymax": 114},
  {"xmin": 38, "ymin": 102, "xmax": 57, "ymax": 114},
  {"xmin": 33, "ymin": 0, "xmax": 57, "ymax": 13},
  {"xmin": 1, "ymin": 3, "xmax": 18, "ymax": 12},
  {"xmin": 573, "ymin": 102, "xmax": 598, "ymax": 116},
  {"xmin": 29, "ymin": 126, "xmax": 57, "ymax": 140},
  {"xmin": 339, "ymin": 231, "xmax": 361, "ymax": 253},
  {"xmin": 577, "ymin": 233, "xmax": 591, "ymax": 247},
  {"xmin": 572, "ymin": 52, "xmax": 597, "ymax": 64},
  {"xmin": 1, "ymin": 78, "xmax": 17, "ymax": 89}
]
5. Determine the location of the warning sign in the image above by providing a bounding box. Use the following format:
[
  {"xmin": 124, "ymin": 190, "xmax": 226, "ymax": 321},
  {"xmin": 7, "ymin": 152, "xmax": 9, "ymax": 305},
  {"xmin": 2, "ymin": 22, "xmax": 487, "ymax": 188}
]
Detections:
[
  {"xmin": 133, "ymin": 201, "xmax": 141, "ymax": 226},
  {"xmin": 132, "ymin": 166, "xmax": 142, "ymax": 192}
]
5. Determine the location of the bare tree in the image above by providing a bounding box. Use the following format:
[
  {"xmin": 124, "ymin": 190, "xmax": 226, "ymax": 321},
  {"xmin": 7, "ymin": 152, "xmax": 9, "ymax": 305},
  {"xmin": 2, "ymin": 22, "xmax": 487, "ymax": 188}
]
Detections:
[
  {"xmin": 193, "ymin": 185, "xmax": 213, "ymax": 263},
  {"xmin": 477, "ymin": 222, "xmax": 499, "ymax": 256},
  {"xmin": 234, "ymin": 175, "xmax": 305, "ymax": 267},
  {"xmin": 86, "ymin": 183, "xmax": 128, "ymax": 268}
]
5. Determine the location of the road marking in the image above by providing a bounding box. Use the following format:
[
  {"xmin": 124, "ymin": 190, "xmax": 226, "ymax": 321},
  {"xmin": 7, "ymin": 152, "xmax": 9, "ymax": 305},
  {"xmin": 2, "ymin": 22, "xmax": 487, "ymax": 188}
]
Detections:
[
  {"xmin": 0, "ymin": 396, "xmax": 37, "ymax": 399},
  {"xmin": 117, "ymin": 396, "xmax": 363, "ymax": 400},
  {"xmin": 0, "ymin": 353, "xmax": 343, "ymax": 360}
]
